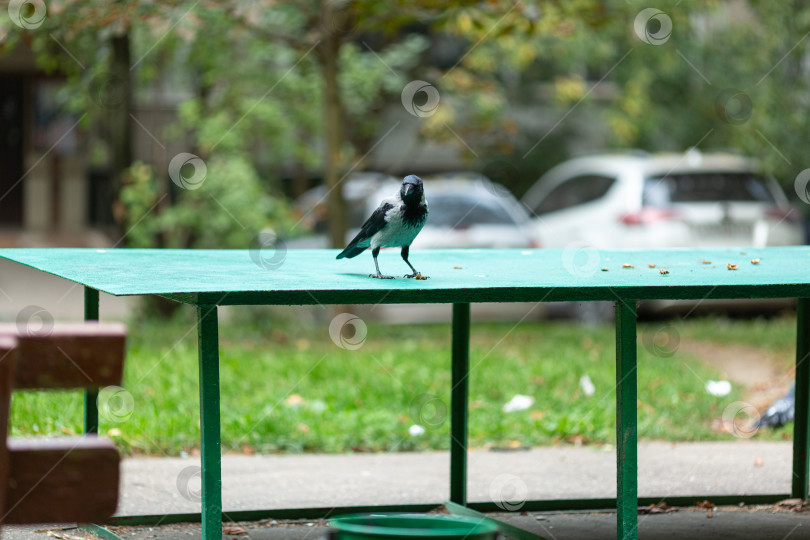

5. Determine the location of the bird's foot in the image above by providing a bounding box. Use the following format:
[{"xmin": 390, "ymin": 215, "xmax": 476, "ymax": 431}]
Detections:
[
  {"xmin": 405, "ymin": 272, "xmax": 429, "ymax": 280},
  {"xmin": 370, "ymin": 273, "xmax": 395, "ymax": 279}
]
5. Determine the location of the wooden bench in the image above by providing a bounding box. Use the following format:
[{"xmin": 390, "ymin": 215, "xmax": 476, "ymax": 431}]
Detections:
[{"xmin": 0, "ymin": 323, "xmax": 126, "ymax": 526}]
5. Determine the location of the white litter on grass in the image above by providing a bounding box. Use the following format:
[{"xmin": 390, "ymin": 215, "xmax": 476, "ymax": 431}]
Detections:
[
  {"xmin": 408, "ymin": 424, "xmax": 426, "ymax": 436},
  {"xmin": 706, "ymin": 380, "xmax": 732, "ymax": 397},
  {"xmin": 502, "ymin": 394, "xmax": 534, "ymax": 413},
  {"xmin": 579, "ymin": 374, "xmax": 596, "ymax": 397}
]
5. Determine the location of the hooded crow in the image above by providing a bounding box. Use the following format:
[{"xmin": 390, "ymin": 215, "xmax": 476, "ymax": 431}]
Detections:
[{"xmin": 336, "ymin": 174, "xmax": 429, "ymax": 279}]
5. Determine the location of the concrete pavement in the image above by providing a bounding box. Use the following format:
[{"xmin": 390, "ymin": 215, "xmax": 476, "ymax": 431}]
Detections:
[{"xmin": 3, "ymin": 440, "xmax": 808, "ymax": 539}]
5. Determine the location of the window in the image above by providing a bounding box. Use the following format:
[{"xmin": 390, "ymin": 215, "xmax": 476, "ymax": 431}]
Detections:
[
  {"xmin": 427, "ymin": 194, "xmax": 519, "ymax": 227},
  {"xmin": 533, "ymin": 174, "xmax": 616, "ymax": 215},
  {"xmin": 643, "ymin": 172, "xmax": 777, "ymax": 206}
]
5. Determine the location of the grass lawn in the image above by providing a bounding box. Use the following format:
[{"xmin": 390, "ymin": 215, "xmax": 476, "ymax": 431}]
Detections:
[{"xmin": 9, "ymin": 308, "xmax": 798, "ymax": 456}]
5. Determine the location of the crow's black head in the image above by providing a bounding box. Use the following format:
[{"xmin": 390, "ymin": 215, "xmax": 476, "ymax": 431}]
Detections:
[{"xmin": 400, "ymin": 174, "xmax": 423, "ymax": 203}]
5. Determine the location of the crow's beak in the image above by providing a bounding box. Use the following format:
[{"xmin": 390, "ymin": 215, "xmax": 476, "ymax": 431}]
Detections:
[{"xmin": 403, "ymin": 183, "xmax": 414, "ymax": 197}]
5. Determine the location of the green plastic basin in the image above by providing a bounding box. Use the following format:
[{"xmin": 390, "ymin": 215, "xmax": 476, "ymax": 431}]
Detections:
[{"xmin": 329, "ymin": 513, "xmax": 500, "ymax": 539}]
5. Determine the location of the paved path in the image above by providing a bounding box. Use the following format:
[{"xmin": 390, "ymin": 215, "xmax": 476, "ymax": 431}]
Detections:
[
  {"xmin": 116, "ymin": 441, "xmax": 792, "ymax": 515},
  {"xmin": 2, "ymin": 441, "xmax": 804, "ymax": 539}
]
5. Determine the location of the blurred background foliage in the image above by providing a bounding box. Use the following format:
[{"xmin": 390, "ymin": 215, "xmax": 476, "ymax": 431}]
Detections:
[{"xmin": 2, "ymin": 0, "xmax": 809, "ymax": 247}]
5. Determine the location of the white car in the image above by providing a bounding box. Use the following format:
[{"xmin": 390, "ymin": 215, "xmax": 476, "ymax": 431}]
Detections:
[{"xmin": 521, "ymin": 151, "xmax": 805, "ymax": 320}]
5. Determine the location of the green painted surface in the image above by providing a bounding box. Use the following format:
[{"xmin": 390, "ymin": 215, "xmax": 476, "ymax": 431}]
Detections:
[
  {"xmin": 450, "ymin": 303, "xmax": 470, "ymax": 505},
  {"xmin": 615, "ymin": 301, "xmax": 638, "ymax": 540},
  {"xmin": 84, "ymin": 286, "xmax": 99, "ymax": 435},
  {"xmin": 197, "ymin": 305, "xmax": 222, "ymax": 540},
  {"xmin": 444, "ymin": 502, "xmax": 547, "ymax": 540},
  {"xmin": 793, "ymin": 298, "xmax": 810, "ymax": 499},
  {"xmin": 0, "ymin": 247, "xmax": 809, "ymax": 304}
]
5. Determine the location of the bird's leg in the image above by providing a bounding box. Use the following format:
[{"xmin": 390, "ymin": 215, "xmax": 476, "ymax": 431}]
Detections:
[
  {"xmin": 401, "ymin": 246, "xmax": 428, "ymax": 279},
  {"xmin": 370, "ymin": 247, "xmax": 394, "ymax": 279}
]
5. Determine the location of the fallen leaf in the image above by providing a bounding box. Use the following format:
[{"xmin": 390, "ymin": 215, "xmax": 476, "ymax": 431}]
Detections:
[
  {"xmin": 296, "ymin": 338, "xmax": 310, "ymax": 351},
  {"xmin": 638, "ymin": 502, "xmax": 677, "ymax": 514},
  {"xmin": 242, "ymin": 444, "xmax": 255, "ymax": 455},
  {"xmin": 60, "ymin": 426, "xmax": 74, "ymax": 435},
  {"xmin": 776, "ymin": 498, "xmax": 803, "ymax": 509},
  {"xmin": 223, "ymin": 525, "xmax": 248, "ymax": 535},
  {"xmin": 706, "ymin": 511, "xmax": 714, "ymax": 518},
  {"xmin": 697, "ymin": 500, "xmax": 715, "ymax": 509},
  {"xmin": 530, "ymin": 410, "xmax": 546, "ymax": 420},
  {"xmin": 727, "ymin": 263, "xmax": 738, "ymax": 270},
  {"xmin": 285, "ymin": 394, "xmax": 305, "ymax": 407}
]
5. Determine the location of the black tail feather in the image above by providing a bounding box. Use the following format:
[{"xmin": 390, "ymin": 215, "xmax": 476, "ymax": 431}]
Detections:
[{"xmin": 336, "ymin": 245, "xmax": 367, "ymax": 259}]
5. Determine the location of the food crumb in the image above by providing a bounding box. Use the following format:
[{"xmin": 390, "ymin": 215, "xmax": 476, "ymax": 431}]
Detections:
[
  {"xmin": 622, "ymin": 263, "xmax": 634, "ymax": 268},
  {"xmin": 701, "ymin": 260, "xmax": 711, "ymax": 264},
  {"xmin": 648, "ymin": 264, "xmax": 656, "ymax": 268},
  {"xmin": 727, "ymin": 263, "xmax": 738, "ymax": 270},
  {"xmin": 751, "ymin": 259, "xmax": 760, "ymax": 264},
  {"xmin": 453, "ymin": 266, "xmax": 462, "ymax": 269},
  {"xmin": 659, "ymin": 269, "xmax": 669, "ymax": 275},
  {"xmin": 601, "ymin": 267, "xmax": 609, "ymax": 272}
]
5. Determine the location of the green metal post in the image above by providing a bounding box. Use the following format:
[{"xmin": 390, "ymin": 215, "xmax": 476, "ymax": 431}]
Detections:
[
  {"xmin": 615, "ymin": 300, "xmax": 638, "ymax": 540},
  {"xmin": 793, "ymin": 298, "xmax": 810, "ymax": 499},
  {"xmin": 84, "ymin": 287, "xmax": 99, "ymax": 435},
  {"xmin": 450, "ymin": 303, "xmax": 470, "ymax": 505},
  {"xmin": 197, "ymin": 305, "xmax": 222, "ymax": 540}
]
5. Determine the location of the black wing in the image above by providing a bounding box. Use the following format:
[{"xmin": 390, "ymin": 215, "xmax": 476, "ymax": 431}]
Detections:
[{"xmin": 336, "ymin": 202, "xmax": 393, "ymax": 259}]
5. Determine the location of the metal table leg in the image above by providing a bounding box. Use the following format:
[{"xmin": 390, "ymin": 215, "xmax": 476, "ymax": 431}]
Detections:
[
  {"xmin": 615, "ymin": 300, "xmax": 638, "ymax": 540},
  {"xmin": 197, "ymin": 305, "xmax": 222, "ymax": 540},
  {"xmin": 793, "ymin": 297, "xmax": 809, "ymax": 499},
  {"xmin": 84, "ymin": 286, "xmax": 99, "ymax": 434},
  {"xmin": 450, "ymin": 303, "xmax": 470, "ymax": 505}
]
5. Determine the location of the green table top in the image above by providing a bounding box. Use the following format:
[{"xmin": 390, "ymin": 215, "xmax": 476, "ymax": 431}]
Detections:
[{"xmin": 0, "ymin": 247, "xmax": 809, "ymax": 305}]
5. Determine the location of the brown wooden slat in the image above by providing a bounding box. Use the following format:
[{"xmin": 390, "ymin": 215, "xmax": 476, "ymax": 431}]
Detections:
[
  {"xmin": 2, "ymin": 437, "xmax": 119, "ymax": 524},
  {"xmin": 0, "ymin": 323, "xmax": 126, "ymax": 390},
  {"xmin": 0, "ymin": 337, "xmax": 17, "ymax": 526}
]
